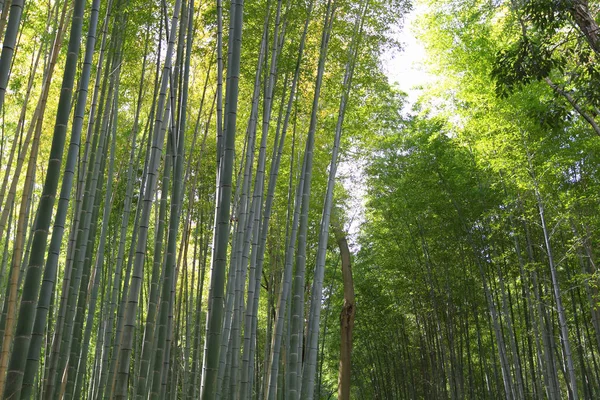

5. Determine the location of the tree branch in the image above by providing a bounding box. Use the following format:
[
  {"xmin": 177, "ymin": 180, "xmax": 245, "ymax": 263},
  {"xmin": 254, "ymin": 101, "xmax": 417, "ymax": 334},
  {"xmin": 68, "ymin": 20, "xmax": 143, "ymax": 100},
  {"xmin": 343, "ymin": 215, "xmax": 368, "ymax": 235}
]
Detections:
[{"xmin": 544, "ymin": 77, "xmax": 600, "ymax": 137}]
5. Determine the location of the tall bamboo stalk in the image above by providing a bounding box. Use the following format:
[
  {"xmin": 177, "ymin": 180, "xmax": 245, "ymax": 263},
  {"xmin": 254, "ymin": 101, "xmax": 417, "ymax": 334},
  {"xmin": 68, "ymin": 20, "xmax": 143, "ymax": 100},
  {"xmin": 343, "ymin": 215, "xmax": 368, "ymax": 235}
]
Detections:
[{"xmin": 114, "ymin": 0, "xmax": 182, "ymax": 396}]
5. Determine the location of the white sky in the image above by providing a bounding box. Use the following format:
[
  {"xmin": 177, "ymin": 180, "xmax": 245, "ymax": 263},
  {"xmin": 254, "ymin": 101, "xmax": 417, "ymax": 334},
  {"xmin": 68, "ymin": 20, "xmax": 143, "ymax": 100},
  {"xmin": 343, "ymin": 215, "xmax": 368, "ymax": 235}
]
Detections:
[{"xmin": 381, "ymin": 5, "xmax": 435, "ymax": 108}]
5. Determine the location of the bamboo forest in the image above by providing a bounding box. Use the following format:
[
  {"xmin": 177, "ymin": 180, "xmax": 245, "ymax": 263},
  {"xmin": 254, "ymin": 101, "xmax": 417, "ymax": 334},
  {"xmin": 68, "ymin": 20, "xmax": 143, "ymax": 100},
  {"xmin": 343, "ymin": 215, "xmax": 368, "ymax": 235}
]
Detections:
[{"xmin": 1, "ymin": 0, "xmax": 600, "ymax": 398}]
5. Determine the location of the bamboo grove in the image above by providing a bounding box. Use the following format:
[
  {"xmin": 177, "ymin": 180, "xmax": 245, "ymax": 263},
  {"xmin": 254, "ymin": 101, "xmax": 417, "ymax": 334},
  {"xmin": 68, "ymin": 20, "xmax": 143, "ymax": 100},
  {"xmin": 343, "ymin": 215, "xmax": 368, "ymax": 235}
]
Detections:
[
  {"xmin": 345, "ymin": 0, "xmax": 600, "ymax": 399},
  {"xmin": 0, "ymin": 0, "xmax": 405, "ymax": 398},
  {"xmin": 4, "ymin": 0, "xmax": 600, "ymax": 398}
]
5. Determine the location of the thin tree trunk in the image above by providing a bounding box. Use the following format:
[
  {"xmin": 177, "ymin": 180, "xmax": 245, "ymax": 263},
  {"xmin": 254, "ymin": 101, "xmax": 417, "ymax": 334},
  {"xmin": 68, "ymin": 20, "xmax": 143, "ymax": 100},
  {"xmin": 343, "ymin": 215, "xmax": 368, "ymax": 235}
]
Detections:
[{"xmin": 335, "ymin": 227, "xmax": 354, "ymax": 400}]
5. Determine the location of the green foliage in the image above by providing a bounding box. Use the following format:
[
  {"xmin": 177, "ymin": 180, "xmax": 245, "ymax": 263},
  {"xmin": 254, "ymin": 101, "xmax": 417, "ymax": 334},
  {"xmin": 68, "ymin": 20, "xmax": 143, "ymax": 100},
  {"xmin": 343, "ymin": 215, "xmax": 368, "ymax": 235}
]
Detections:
[
  {"xmin": 345, "ymin": 0, "xmax": 600, "ymax": 398},
  {"xmin": 492, "ymin": 36, "xmax": 562, "ymax": 96}
]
